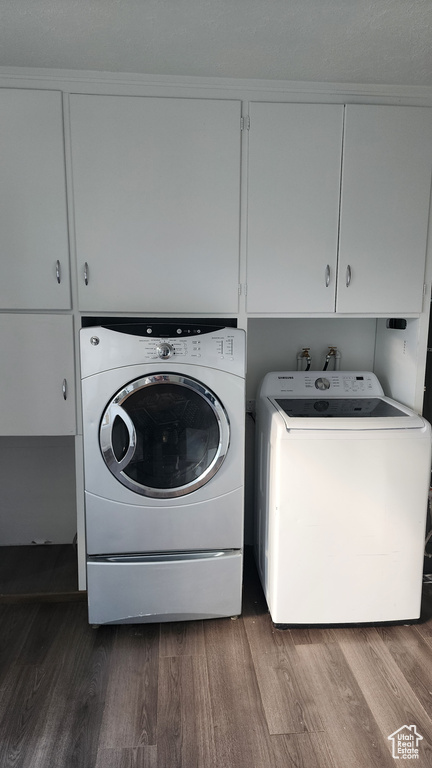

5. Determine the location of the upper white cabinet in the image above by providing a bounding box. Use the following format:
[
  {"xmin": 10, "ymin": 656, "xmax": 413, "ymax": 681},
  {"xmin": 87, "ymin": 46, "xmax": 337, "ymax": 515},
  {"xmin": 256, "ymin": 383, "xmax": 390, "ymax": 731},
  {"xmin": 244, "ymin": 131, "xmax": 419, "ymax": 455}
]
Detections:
[
  {"xmin": 336, "ymin": 105, "xmax": 432, "ymax": 314},
  {"xmin": 69, "ymin": 95, "xmax": 241, "ymax": 313},
  {"xmin": 0, "ymin": 314, "xmax": 76, "ymax": 436},
  {"xmin": 247, "ymin": 103, "xmax": 432, "ymax": 315},
  {"xmin": 247, "ymin": 103, "xmax": 344, "ymax": 313},
  {"xmin": 0, "ymin": 90, "xmax": 71, "ymax": 310}
]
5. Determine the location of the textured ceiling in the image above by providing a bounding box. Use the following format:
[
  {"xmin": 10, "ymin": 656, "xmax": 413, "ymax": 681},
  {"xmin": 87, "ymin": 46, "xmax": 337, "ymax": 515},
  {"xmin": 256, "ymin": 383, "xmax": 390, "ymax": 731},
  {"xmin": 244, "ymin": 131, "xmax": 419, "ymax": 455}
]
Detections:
[{"xmin": 0, "ymin": 0, "xmax": 431, "ymax": 85}]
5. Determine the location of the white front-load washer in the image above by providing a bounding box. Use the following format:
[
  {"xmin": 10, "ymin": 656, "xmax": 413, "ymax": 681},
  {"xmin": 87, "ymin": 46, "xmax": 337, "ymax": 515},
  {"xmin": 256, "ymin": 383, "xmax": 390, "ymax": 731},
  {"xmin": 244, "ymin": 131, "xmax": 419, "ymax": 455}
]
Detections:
[
  {"xmin": 80, "ymin": 321, "xmax": 245, "ymax": 624},
  {"xmin": 255, "ymin": 371, "xmax": 431, "ymax": 625}
]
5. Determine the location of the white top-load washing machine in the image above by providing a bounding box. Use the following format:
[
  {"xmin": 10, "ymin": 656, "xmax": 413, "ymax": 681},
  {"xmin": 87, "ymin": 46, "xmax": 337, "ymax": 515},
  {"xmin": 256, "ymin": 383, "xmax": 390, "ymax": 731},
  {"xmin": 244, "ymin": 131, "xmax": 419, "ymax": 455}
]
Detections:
[
  {"xmin": 80, "ymin": 320, "xmax": 245, "ymax": 625},
  {"xmin": 255, "ymin": 371, "xmax": 431, "ymax": 626}
]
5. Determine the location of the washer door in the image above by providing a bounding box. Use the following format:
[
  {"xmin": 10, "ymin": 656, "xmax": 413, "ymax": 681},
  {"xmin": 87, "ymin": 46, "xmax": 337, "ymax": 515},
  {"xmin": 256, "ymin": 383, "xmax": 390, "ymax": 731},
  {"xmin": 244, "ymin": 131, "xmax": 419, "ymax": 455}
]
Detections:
[{"xmin": 100, "ymin": 373, "xmax": 230, "ymax": 498}]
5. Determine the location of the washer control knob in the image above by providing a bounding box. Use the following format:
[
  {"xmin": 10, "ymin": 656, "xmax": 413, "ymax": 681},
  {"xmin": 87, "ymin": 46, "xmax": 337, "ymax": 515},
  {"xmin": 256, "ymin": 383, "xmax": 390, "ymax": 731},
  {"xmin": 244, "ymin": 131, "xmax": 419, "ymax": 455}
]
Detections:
[
  {"xmin": 157, "ymin": 342, "xmax": 174, "ymax": 359},
  {"xmin": 315, "ymin": 377, "xmax": 330, "ymax": 390}
]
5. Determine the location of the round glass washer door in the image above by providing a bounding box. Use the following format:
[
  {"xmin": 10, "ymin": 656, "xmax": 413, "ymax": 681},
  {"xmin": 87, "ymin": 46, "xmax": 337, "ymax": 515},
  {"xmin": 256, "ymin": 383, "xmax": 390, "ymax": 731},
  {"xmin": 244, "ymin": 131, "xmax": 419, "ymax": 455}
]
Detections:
[{"xmin": 100, "ymin": 373, "xmax": 230, "ymax": 498}]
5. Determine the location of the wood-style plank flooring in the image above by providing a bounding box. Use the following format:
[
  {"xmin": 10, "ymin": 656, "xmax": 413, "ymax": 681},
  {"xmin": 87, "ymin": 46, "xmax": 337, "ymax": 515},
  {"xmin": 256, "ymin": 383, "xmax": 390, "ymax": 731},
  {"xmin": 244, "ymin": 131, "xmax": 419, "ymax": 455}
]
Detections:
[{"xmin": 0, "ymin": 550, "xmax": 431, "ymax": 767}]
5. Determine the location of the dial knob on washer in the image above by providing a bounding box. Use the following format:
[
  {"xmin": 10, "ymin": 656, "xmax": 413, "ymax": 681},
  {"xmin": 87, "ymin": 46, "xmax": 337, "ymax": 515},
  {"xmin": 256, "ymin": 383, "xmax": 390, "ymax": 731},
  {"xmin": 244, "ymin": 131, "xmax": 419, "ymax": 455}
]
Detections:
[
  {"xmin": 156, "ymin": 342, "xmax": 174, "ymax": 359},
  {"xmin": 315, "ymin": 377, "xmax": 330, "ymax": 390}
]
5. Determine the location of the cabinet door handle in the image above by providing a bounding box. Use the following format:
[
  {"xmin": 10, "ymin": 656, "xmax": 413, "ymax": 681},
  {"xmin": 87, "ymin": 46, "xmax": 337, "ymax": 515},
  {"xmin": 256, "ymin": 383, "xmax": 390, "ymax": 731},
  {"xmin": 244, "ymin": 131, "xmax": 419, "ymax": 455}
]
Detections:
[
  {"xmin": 325, "ymin": 264, "xmax": 330, "ymax": 288},
  {"xmin": 346, "ymin": 265, "xmax": 352, "ymax": 288},
  {"xmin": 62, "ymin": 379, "xmax": 68, "ymax": 400},
  {"xmin": 56, "ymin": 260, "xmax": 61, "ymax": 284},
  {"xmin": 84, "ymin": 262, "xmax": 89, "ymax": 286}
]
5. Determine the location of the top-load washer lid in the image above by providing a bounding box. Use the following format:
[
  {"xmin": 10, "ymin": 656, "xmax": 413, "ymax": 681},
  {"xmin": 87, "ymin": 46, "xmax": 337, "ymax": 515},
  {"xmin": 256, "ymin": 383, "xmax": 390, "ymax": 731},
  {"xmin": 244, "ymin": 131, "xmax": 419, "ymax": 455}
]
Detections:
[
  {"xmin": 274, "ymin": 397, "xmax": 409, "ymax": 419},
  {"xmin": 260, "ymin": 371, "xmax": 427, "ymax": 431},
  {"xmin": 268, "ymin": 396, "xmax": 426, "ymax": 431}
]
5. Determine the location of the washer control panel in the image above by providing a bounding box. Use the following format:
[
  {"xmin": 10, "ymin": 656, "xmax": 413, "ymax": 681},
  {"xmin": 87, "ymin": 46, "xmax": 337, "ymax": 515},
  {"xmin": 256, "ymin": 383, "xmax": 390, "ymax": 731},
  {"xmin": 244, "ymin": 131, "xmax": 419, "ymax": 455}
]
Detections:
[
  {"xmin": 140, "ymin": 334, "xmax": 236, "ymax": 362},
  {"xmin": 80, "ymin": 326, "xmax": 246, "ymax": 379},
  {"xmin": 260, "ymin": 371, "xmax": 384, "ymax": 398}
]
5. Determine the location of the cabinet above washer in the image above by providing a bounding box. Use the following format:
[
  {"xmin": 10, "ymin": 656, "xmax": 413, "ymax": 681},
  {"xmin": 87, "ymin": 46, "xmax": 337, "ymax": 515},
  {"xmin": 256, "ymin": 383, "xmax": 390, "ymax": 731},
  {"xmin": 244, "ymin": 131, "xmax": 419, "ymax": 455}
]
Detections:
[
  {"xmin": 246, "ymin": 102, "xmax": 432, "ymax": 315},
  {"xmin": 337, "ymin": 105, "xmax": 432, "ymax": 314},
  {"xmin": 246, "ymin": 102, "xmax": 343, "ymax": 314},
  {"xmin": 69, "ymin": 95, "xmax": 242, "ymax": 314}
]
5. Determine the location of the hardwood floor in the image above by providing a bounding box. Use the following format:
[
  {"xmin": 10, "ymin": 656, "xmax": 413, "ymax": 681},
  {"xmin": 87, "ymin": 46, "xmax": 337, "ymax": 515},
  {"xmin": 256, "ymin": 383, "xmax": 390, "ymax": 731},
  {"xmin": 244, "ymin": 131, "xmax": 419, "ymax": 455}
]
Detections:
[{"xmin": 0, "ymin": 551, "xmax": 431, "ymax": 767}]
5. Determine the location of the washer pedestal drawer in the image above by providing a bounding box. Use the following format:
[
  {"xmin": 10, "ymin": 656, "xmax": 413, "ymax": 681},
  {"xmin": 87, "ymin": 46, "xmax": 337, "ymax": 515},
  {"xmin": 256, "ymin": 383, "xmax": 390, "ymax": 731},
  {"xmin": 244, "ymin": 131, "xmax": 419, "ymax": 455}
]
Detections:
[{"xmin": 87, "ymin": 549, "xmax": 242, "ymax": 625}]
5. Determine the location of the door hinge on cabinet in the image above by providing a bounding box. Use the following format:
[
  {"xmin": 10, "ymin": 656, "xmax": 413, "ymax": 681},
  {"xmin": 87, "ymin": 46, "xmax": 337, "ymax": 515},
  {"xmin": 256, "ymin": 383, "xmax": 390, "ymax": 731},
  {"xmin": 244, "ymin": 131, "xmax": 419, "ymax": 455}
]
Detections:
[
  {"xmin": 240, "ymin": 116, "xmax": 250, "ymax": 131},
  {"xmin": 238, "ymin": 283, "xmax": 247, "ymax": 296}
]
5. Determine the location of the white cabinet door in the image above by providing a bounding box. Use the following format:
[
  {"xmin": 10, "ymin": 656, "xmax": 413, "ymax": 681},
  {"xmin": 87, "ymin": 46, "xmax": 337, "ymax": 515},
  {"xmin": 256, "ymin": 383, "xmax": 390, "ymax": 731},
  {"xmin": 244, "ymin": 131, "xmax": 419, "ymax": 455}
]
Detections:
[
  {"xmin": 0, "ymin": 315, "xmax": 76, "ymax": 436},
  {"xmin": 70, "ymin": 95, "xmax": 241, "ymax": 313},
  {"xmin": 337, "ymin": 105, "xmax": 432, "ymax": 314},
  {"xmin": 246, "ymin": 103, "xmax": 344, "ymax": 313},
  {"xmin": 0, "ymin": 90, "xmax": 71, "ymax": 310}
]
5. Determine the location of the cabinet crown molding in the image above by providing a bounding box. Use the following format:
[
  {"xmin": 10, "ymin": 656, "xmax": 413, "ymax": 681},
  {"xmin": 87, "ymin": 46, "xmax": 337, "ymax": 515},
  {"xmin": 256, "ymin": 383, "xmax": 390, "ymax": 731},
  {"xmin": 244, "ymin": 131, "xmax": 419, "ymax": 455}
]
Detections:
[{"xmin": 0, "ymin": 66, "xmax": 432, "ymax": 105}]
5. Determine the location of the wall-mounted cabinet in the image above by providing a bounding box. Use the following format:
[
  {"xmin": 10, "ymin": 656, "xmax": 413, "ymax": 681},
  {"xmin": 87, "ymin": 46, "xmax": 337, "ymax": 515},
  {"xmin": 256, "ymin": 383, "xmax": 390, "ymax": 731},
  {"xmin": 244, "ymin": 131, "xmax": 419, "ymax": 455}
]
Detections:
[
  {"xmin": 337, "ymin": 105, "xmax": 432, "ymax": 314},
  {"xmin": 246, "ymin": 103, "xmax": 432, "ymax": 315},
  {"xmin": 247, "ymin": 103, "xmax": 344, "ymax": 313},
  {"xmin": 69, "ymin": 95, "xmax": 242, "ymax": 314},
  {"xmin": 0, "ymin": 89, "xmax": 71, "ymax": 310},
  {"xmin": 0, "ymin": 314, "xmax": 76, "ymax": 436}
]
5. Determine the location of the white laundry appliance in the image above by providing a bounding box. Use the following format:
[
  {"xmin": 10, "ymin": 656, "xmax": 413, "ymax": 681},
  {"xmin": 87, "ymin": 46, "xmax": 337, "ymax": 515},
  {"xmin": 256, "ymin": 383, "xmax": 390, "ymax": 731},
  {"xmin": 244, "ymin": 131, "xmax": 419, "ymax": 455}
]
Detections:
[
  {"xmin": 255, "ymin": 371, "xmax": 431, "ymax": 625},
  {"xmin": 80, "ymin": 321, "xmax": 245, "ymax": 625}
]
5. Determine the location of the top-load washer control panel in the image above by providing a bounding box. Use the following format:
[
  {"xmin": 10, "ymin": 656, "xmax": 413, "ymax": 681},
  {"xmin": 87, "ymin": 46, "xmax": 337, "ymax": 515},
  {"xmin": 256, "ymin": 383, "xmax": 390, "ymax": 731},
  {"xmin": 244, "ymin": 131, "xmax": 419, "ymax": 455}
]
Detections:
[{"xmin": 260, "ymin": 371, "xmax": 384, "ymax": 398}]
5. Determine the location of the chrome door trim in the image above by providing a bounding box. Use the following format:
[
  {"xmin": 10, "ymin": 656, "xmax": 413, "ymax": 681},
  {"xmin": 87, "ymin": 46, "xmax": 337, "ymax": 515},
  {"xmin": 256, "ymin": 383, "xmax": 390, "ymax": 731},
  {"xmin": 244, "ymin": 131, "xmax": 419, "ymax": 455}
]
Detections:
[
  {"xmin": 99, "ymin": 373, "xmax": 230, "ymax": 498},
  {"xmin": 100, "ymin": 403, "xmax": 137, "ymax": 472}
]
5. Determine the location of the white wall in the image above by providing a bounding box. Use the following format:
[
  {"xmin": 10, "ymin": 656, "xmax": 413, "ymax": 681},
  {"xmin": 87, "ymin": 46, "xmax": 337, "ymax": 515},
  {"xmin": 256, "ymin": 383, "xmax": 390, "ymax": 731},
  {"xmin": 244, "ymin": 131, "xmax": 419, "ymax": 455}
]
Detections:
[
  {"xmin": 246, "ymin": 317, "xmax": 378, "ymax": 401},
  {"xmin": 374, "ymin": 319, "xmax": 421, "ymax": 408}
]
